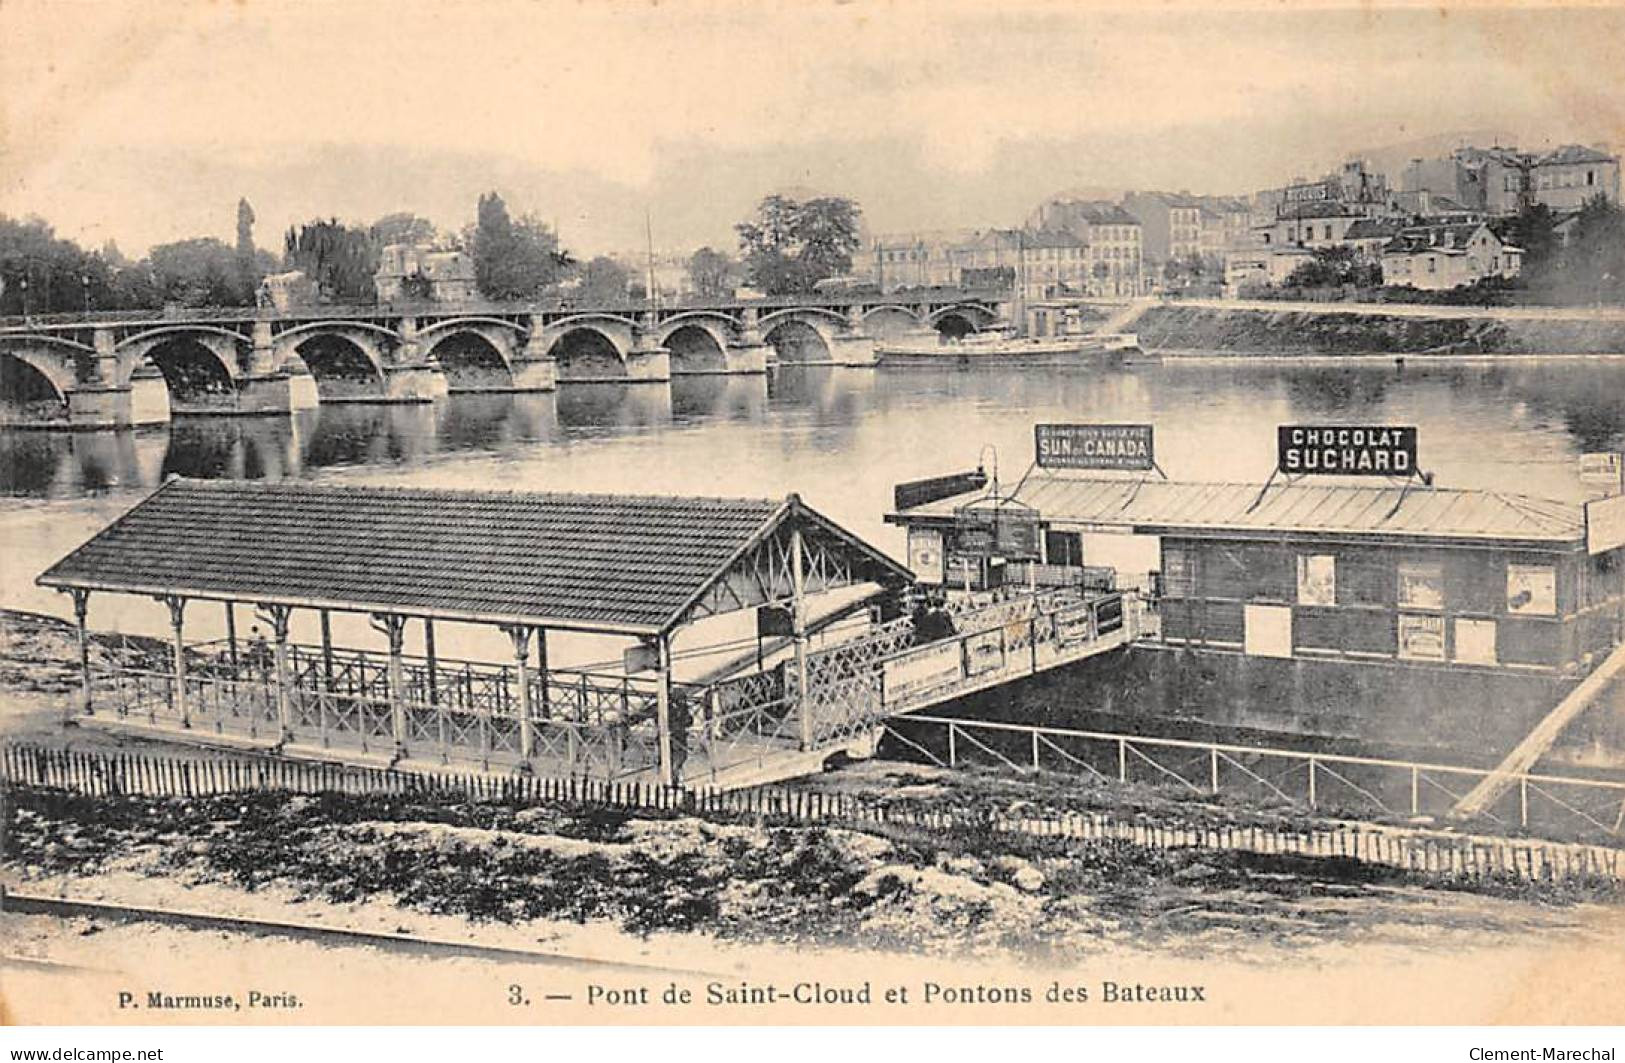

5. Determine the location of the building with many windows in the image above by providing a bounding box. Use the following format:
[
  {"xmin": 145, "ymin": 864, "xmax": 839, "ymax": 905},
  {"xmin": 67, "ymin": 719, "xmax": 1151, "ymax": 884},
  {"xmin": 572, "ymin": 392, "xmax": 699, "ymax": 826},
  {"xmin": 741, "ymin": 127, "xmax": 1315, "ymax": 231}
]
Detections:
[
  {"xmin": 1531, "ymin": 144, "xmax": 1621, "ymax": 211},
  {"xmin": 1122, "ymin": 191, "xmax": 1205, "ymax": 267},
  {"xmin": 1029, "ymin": 199, "xmax": 1145, "ymax": 296}
]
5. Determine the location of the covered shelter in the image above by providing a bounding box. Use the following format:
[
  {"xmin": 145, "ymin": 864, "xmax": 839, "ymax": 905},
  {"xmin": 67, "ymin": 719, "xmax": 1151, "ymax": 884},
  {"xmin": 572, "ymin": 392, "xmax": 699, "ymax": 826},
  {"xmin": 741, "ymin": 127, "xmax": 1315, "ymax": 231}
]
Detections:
[{"xmin": 39, "ymin": 478, "xmax": 913, "ymax": 787}]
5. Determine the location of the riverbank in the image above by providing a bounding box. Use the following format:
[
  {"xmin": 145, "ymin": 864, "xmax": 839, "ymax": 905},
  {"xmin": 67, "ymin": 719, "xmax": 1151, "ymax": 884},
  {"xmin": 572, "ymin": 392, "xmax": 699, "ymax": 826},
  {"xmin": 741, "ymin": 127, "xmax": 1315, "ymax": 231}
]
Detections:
[{"xmin": 1130, "ymin": 302, "xmax": 1625, "ymax": 356}]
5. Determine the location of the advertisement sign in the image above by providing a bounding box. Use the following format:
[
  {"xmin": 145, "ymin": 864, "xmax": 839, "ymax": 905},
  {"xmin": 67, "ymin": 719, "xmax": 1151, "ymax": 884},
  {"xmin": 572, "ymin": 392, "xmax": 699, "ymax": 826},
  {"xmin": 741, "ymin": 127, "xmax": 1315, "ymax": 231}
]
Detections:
[
  {"xmin": 951, "ymin": 506, "xmax": 1040, "ymax": 561},
  {"xmin": 1397, "ymin": 561, "xmax": 1443, "ymax": 610},
  {"xmin": 1579, "ymin": 452, "xmax": 1624, "ymax": 487},
  {"xmin": 623, "ymin": 642, "xmax": 659, "ymax": 674},
  {"xmin": 1506, "ymin": 564, "xmax": 1557, "ymax": 616},
  {"xmin": 756, "ymin": 604, "xmax": 794, "ymax": 638},
  {"xmin": 1398, "ymin": 613, "xmax": 1446, "ymax": 661},
  {"xmin": 907, "ymin": 527, "xmax": 945, "ymax": 583},
  {"xmin": 1277, "ymin": 425, "xmax": 1417, "ymax": 476},
  {"xmin": 881, "ymin": 640, "xmax": 964, "ymax": 705},
  {"xmin": 1054, "ymin": 604, "xmax": 1095, "ymax": 645},
  {"xmin": 1243, "ymin": 604, "xmax": 1292, "ymax": 658},
  {"xmin": 894, "ymin": 470, "xmax": 988, "ymax": 511},
  {"xmin": 994, "ymin": 513, "xmax": 1042, "ymax": 560},
  {"xmin": 1296, "ymin": 554, "xmax": 1336, "ymax": 607},
  {"xmin": 1093, "ymin": 594, "xmax": 1125, "ymax": 635},
  {"xmin": 963, "ymin": 629, "xmax": 1006, "ymax": 677},
  {"xmin": 951, "ymin": 520, "xmax": 996, "ymax": 557},
  {"xmin": 1586, "ymin": 494, "xmax": 1625, "ymax": 555},
  {"xmin": 1034, "ymin": 424, "xmax": 1155, "ymax": 471}
]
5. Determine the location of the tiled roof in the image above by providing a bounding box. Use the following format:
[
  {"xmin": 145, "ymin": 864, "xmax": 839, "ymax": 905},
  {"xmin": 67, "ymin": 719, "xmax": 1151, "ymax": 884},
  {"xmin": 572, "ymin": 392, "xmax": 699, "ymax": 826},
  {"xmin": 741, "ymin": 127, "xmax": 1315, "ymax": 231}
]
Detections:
[
  {"xmin": 1536, "ymin": 144, "xmax": 1616, "ymax": 167},
  {"xmin": 1275, "ymin": 201, "xmax": 1365, "ymax": 220},
  {"xmin": 891, "ymin": 476, "xmax": 1583, "ymax": 546},
  {"xmin": 39, "ymin": 480, "xmax": 909, "ymax": 634},
  {"xmin": 1343, "ymin": 219, "xmax": 1402, "ymax": 241},
  {"xmin": 1385, "ymin": 223, "xmax": 1491, "ymax": 253}
]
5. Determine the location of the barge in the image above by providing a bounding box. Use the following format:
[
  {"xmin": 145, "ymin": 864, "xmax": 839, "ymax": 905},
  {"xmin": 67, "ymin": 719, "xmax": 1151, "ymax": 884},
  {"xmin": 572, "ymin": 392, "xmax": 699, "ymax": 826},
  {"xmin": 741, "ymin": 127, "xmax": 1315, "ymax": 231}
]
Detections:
[{"xmin": 887, "ymin": 466, "xmax": 1625, "ymax": 764}]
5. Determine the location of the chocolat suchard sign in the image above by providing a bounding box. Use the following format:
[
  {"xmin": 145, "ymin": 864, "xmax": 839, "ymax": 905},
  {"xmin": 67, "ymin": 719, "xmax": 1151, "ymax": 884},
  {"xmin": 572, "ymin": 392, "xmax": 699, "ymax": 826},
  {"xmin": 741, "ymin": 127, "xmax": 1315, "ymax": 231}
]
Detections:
[{"xmin": 1277, "ymin": 425, "xmax": 1418, "ymax": 476}]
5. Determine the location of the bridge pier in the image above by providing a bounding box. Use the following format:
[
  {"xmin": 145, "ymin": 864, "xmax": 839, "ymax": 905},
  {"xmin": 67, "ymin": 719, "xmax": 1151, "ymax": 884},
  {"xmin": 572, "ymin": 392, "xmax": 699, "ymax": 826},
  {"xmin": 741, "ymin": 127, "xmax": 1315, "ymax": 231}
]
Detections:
[
  {"xmin": 129, "ymin": 366, "xmax": 171, "ymax": 424},
  {"xmin": 828, "ymin": 332, "xmax": 877, "ymax": 367},
  {"xmin": 66, "ymin": 385, "xmax": 135, "ymax": 429},
  {"xmin": 380, "ymin": 362, "xmax": 447, "ymax": 402},
  {"xmin": 624, "ymin": 345, "xmax": 671, "ymax": 383},
  {"xmin": 720, "ymin": 342, "xmax": 769, "ymax": 374},
  {"xmin": 507, "ymin": 356, "xmax": 558, "ymax": 392}
]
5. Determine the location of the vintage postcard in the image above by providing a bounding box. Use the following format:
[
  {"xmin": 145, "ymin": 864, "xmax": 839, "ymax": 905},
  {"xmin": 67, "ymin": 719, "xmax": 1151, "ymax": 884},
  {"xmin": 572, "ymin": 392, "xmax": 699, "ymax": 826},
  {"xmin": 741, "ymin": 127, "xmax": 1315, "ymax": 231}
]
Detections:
[{"xmin": 1, "ymin": 0, "xmax": 1623, "ymax": 1040}]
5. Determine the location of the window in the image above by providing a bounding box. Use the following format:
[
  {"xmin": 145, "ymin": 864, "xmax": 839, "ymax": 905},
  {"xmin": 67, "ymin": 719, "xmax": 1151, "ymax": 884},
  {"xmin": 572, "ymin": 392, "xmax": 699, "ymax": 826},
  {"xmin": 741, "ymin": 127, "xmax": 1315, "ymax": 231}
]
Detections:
[
  {"xmin": 1428, "ymin": 256, "xmax": 1437, "ymax": 273},
  {"xmin": 1454, "ymin": 618, "xmax": 1497, "ymax": 665},
  {"xmin": 1297, "ymin": 554, "xmax": 1336, "ymax": 606},
  {"xmin": 1323, "ymin": 224, "xmax": 1332, "ymax": 239},
  {"xmin": 1506, "ymin": 564, "xmax": 1556, "ymax": 616},
  {"xmin": 1162, "ymin": 542, "xmax": 1195, "ymax": 598},
  {"xmin": 1588, "ymin": 170, "xmax": 1596, "ymax": 186},
  {"xmin": 1045, "ymin": 530, "xmax": 1084, "ymax": 567},
  {"xmin": 1398, "ymin": 561, "xmax": 1443, "ymax": 610}
]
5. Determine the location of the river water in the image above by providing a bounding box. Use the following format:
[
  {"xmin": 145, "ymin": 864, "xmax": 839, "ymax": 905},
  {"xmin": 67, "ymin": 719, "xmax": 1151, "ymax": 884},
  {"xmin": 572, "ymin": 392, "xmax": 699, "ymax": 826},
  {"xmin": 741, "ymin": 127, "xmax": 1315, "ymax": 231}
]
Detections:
[{"xmin": 3, "ymin": 358, "xmax": 1623, "ymax": 657}]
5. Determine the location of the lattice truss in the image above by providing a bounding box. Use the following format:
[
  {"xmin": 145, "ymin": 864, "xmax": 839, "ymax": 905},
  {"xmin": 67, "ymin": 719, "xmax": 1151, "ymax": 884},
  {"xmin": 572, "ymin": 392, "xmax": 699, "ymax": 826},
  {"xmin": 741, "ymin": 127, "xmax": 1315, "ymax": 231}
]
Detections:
[{"xmin": 683, "ymin": 523, "xmax": 889, "ymax": 624}]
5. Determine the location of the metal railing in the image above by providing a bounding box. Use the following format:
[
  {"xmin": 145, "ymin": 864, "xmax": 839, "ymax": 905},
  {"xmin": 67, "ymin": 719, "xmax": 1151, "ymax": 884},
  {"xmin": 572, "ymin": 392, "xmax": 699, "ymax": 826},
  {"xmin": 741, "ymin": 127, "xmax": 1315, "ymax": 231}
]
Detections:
[
  {"xmin": 0, "ymin": 287, "xmax": 1009, "ymax": 332},
  {"xmin": 884, "ymin": 714, "xmax": 1625, "ymax": 842}
]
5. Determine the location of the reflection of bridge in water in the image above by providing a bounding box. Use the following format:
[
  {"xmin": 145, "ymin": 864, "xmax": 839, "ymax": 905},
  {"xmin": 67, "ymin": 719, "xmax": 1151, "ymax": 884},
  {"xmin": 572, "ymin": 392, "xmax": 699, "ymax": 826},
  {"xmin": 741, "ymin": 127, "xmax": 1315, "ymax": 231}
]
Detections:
[
  {"xmin": 0, "ymin": 290, "xmax": 1007, "ymax": 429},
  {"xmin": 39, "ymin": 478, "xmax": 1137, "ymax": 789}
]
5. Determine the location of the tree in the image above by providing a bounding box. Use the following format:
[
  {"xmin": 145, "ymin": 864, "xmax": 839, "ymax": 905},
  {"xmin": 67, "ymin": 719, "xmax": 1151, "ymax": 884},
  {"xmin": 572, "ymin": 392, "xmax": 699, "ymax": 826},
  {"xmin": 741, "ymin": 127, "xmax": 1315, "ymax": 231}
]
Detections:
[
  {"xmin": 1500, "ymin": 203, "xmax": 1559, "ymax": 272},
  {"xmin": 369, "ymin": 212, "xmax": 438, "ymax": 249},
  {"xmin": 284, "ymin": 219, "xmax": 377, "ymax": 303},
  {"xmin": 735, "ymin": 194, "xmax": 863, "ymax": 295},
  {"xmin": 578, "ymin": 256, "xmax": 630, "ymax": 303},
  {"xmin": 1566, "ymin": 195, "xmax": 1625, "ymax": 304},
  {"xmin": 471, "ymin": 192, "xmax": 571, "ymax": 301},
  {"xmin": 1285, "ymin": 245, "xmax": 1362, "ymax": 288},
  {"xmin": 687, "ymin": 246, "xmax": 735, "ymax": 298},
  {"xmin": 150, "ymin": 237, "xmax": 249, "ymax": 307},
  {"xmin": 235, "ymin": 198, "xmax": 261, "ymax": 302}
]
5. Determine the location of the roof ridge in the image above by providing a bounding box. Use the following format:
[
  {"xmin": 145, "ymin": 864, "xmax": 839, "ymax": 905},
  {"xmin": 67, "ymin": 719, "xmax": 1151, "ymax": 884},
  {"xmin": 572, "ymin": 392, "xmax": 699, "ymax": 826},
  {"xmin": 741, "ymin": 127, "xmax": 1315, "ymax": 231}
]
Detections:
[{"xmin": 178, "ymin": 477, "xmax": 780, "ymax": 507}]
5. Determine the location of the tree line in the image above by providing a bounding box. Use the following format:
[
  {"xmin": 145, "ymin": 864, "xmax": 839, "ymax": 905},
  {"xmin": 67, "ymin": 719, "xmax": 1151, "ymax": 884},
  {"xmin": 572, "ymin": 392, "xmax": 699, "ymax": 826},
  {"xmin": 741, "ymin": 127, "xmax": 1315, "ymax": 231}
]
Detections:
[{"xmin": 0, "ymin": 189, "xmax": 867, "ymax": 316}]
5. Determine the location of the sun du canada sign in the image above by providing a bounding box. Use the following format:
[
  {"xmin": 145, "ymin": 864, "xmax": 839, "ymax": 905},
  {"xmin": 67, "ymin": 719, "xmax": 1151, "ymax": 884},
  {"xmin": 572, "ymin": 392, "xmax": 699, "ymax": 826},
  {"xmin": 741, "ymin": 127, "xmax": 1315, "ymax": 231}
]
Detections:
[{"xmin": 1034, "ymin": 424, "xmax": 1155, "ymax": 472}]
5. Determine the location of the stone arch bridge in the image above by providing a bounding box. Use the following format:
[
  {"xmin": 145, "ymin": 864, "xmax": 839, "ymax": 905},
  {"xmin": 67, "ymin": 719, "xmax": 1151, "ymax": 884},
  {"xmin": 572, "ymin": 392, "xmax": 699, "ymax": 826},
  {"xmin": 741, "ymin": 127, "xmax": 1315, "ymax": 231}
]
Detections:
[{"xmin": 0, "ymin": 294, "xmax": 1004, "ymax": 427}]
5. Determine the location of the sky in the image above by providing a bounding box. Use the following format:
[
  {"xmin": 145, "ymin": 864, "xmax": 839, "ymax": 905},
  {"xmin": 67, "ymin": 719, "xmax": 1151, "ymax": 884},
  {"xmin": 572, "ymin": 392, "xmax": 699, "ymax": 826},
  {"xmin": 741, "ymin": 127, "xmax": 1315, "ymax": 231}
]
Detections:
[{"xmin": 2, "ymin": 0, "xmax": 1623, "ymax": 258}]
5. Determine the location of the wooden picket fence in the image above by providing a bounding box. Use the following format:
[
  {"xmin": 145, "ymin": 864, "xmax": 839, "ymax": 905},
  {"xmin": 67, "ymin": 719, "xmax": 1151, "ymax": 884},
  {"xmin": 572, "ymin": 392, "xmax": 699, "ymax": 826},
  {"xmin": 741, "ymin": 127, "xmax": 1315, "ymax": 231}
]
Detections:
[{"xmin": 2, "ymin": 742, "xmax": 1621, "ymax": 885}]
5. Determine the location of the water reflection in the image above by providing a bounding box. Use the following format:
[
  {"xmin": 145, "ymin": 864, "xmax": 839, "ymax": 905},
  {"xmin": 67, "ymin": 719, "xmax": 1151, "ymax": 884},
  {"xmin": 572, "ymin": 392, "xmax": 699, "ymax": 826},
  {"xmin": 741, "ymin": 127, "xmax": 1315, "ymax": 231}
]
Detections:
[
  {"xmin": 555, "ymin": 382, "xmax": 671, "ymax": 432},
  {"xmin": 670, "ymin": 375, "xmax": 769, "ymax": 425},
  {"xmin": 1, "ymin": 360, "xmax": 1623, "ymax": 501}
]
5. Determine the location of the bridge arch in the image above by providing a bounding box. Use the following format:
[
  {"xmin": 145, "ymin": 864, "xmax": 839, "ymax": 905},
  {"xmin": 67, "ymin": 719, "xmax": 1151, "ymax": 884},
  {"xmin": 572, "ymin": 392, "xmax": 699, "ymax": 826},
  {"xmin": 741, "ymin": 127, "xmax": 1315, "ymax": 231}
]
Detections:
[
  {"xmin": 763, "ymin": 318, "xmax": 834, "ymax": 364},
  {"xmin": 549, "ymin": 326, "xmax": 629, "ymax": 382},
  {"xmin": 0, "ymin": 347, "xmax": 73, "ymax": 420},
  {"xmin": 662, "ymin": 323, "xmax": 729, "ymax": 375},
  {"xmin": 293, "ymin": 333, "xmax": 386, "ymax": 399},
  {"xmin": 757, "ymin": 306, "xmax": 848, "ymax": 334},
  {"xmin": 926, "ymin": 302, "xmax": 997, "ymax": 330},
  {"xmin": 115, "ymin": 326, "xmax": 250, "ymax": 385},
  {"xmin": 416, "ymin": 316, "xmax": 529, "ymax": 341},
  {"xmin": 861, "ymin": 305, "xmax": 923, "ymax": 340},
  {"xmin": 141, "ymin": 336, "xmax": 241, "ymax": 410},
  {"xmin": 424, "ymin": 329, "xmax": 516, "ymax": 391}
]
